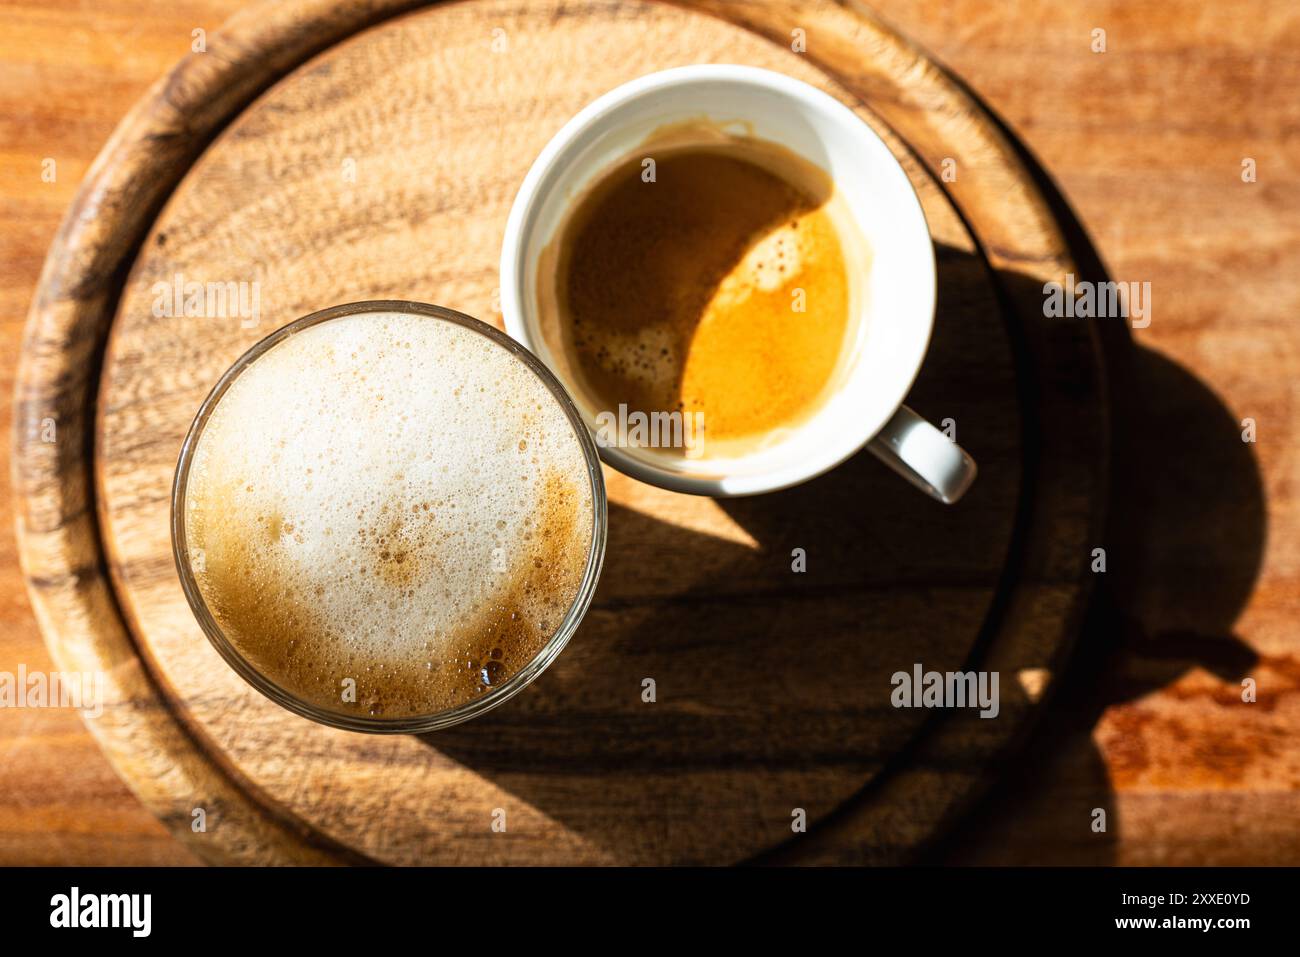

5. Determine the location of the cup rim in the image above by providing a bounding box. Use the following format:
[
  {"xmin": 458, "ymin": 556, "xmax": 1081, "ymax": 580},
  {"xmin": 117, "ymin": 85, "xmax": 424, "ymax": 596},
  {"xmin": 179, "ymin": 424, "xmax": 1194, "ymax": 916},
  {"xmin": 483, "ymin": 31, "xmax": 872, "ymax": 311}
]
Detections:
[
  {"xmin": 170, "ymin": 300, "xmax": 608, "ymax": 733},
  {"xmin": 500, "ymin": 63, "xmax": 937, "ymax": 497}
]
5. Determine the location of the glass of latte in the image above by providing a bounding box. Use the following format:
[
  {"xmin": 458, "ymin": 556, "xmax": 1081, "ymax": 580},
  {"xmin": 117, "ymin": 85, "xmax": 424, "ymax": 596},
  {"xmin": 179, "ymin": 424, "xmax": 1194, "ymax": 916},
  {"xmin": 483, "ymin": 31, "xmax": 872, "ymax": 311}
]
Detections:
[{"xmin": 172, "ymin": 301, "xmax": 607, "ymax": 732}]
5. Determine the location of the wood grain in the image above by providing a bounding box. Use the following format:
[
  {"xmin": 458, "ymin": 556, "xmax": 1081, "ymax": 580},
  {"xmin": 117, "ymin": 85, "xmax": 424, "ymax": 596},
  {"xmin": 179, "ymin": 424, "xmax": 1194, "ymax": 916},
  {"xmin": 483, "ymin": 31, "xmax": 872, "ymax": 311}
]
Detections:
[
  {"xmin": 2, "ymin": 0, "xmax": 1294, "ymax": 865},
  {"xmin": 888, "ymin": 0, "xmax": 1300, "ymax": 867},
  {"xmin": 11, "ymin": 0, "xmax": 1101, "ymax": 864}
]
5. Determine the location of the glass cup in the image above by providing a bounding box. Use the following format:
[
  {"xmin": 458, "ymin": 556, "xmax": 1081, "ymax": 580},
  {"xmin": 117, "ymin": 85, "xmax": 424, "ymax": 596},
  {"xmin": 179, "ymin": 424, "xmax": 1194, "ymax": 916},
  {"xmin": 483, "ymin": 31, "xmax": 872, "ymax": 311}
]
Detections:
[{"xmin": 171, "ymin": 300, "xmax": 608, "ymax": 733}]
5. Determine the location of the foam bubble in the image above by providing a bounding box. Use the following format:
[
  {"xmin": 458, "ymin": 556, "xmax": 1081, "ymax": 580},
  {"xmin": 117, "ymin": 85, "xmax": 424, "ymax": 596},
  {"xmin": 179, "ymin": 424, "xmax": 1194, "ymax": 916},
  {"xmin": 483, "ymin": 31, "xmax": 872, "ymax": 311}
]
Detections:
[{"xmin": 184, "ymin": 310, "xmax": 595, "ymax": 718}]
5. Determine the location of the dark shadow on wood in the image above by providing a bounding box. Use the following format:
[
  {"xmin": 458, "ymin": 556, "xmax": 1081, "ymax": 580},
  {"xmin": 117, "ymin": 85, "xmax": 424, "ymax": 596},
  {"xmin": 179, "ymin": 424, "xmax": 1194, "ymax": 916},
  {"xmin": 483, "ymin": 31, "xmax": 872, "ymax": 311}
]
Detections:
[
  {"xmin": 926, "ymin": 91, "xmax": 1265, "ymax": 864},
  {"xmin": 418, "ymin": 241, "xmax": 1030, "ymax": 864}
]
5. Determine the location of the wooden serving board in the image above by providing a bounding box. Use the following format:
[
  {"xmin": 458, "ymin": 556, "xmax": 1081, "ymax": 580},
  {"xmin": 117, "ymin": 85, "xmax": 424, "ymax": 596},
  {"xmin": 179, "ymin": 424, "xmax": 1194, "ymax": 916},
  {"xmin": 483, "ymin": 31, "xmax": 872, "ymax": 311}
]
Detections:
[{"xmin": 13, "ymin": 0, "xmax": 1106, "ymax": 865}]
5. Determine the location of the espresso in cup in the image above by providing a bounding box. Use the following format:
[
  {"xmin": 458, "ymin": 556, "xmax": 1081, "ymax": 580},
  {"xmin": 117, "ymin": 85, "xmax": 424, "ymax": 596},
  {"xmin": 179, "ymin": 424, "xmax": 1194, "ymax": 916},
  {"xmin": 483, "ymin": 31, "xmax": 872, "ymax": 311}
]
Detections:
[
  {"xmin": 174, "ymin": 303, "xmax": 605, "ymax": 729},
  {"xmin": 505, "ymin": 65, "xmax": 976, "ymax": 500},
  {"xmin": 536, "ymin": 124, "xmax": 869, "ymax": 459}
]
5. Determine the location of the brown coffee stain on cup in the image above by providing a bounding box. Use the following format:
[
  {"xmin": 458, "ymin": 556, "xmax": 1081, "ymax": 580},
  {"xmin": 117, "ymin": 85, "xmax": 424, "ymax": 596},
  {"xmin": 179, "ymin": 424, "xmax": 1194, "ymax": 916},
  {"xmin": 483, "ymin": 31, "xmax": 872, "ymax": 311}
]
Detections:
[{"xmin": 539, "ymin": 124, "xmax": 866, "ymax": 454}]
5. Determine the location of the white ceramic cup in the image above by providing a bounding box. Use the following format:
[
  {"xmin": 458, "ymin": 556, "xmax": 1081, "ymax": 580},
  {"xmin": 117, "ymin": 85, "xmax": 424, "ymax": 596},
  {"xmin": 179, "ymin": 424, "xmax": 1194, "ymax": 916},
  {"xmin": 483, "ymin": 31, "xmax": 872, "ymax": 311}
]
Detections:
[{"xmin": 500, "ymin": 64, "xmax": 976, "ymax": 503}]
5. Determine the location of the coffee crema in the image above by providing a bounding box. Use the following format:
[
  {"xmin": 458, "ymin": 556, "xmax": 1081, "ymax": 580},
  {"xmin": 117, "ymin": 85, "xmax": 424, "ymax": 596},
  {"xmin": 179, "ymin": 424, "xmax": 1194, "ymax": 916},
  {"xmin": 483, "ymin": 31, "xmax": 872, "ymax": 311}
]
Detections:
[
  {"xmin": 182, "ymin": 310, "xmax": 595, "ymax": 719},
  {"xmin": 538, "ymin": 127, "xmax": 868, "ymax": 457}
]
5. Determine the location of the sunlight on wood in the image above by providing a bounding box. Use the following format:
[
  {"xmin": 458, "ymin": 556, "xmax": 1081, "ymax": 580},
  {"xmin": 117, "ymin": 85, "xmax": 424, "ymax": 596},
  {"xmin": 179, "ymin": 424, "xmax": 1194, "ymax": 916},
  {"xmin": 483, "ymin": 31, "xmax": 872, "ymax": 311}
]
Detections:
[{"xmin": 604, "ymin": 468, "xmax": 761, "ymax": 549}]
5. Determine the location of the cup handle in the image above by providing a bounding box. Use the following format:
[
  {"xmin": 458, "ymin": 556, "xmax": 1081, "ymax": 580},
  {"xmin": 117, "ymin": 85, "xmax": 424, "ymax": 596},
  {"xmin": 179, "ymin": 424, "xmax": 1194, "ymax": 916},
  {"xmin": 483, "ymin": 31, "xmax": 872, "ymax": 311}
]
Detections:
[{"xmin": 867, "ymin": 405, "xmax": 977, "ymax": 504}]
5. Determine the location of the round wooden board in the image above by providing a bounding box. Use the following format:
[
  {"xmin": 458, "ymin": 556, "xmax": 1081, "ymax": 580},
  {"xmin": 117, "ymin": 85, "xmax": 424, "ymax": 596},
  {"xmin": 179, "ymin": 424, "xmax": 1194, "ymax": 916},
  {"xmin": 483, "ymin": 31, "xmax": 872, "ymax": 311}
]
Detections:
[{"xmin": 15, "ymin": 0, "xmax": 1106, "ymax": 865}]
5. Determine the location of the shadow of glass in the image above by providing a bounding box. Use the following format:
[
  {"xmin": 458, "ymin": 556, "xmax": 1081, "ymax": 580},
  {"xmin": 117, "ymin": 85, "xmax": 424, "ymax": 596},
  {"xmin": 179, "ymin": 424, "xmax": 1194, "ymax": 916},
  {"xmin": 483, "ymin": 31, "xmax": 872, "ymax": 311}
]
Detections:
[{"xmin": 418, "ymin": 240, "xmax": 1026, "ymax": 864}]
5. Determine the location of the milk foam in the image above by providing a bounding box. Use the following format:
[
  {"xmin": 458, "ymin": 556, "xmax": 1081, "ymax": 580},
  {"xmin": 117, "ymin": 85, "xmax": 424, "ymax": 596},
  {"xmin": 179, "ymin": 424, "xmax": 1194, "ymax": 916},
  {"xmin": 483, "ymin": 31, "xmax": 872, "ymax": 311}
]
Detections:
[{"xmin": 184, "ymin": 310, "xmax": 595, "ymax": 718}]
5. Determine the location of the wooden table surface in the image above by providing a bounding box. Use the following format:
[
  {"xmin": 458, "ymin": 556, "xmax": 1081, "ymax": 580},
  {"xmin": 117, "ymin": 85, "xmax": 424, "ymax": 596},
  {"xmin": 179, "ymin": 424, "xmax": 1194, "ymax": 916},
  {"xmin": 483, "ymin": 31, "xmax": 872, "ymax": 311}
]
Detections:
[{"xmin": 2, "ymin": 0, "xmax": 1296, "ymax": 866}]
